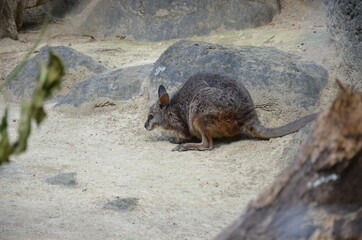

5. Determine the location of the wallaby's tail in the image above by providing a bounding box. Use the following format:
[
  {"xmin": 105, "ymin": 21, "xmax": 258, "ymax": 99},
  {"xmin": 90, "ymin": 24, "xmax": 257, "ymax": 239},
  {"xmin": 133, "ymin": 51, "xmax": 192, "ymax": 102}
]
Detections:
[{"xmin": 247, "ymin": 113, "xmax": 319, "ymax": 139}]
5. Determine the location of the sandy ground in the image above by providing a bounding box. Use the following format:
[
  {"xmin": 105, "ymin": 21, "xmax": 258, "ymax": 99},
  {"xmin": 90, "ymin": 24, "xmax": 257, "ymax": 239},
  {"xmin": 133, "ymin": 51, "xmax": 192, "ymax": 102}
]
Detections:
[{"xmin": 0, "ymin": 1, "xmax": 339, "ymax": 239}]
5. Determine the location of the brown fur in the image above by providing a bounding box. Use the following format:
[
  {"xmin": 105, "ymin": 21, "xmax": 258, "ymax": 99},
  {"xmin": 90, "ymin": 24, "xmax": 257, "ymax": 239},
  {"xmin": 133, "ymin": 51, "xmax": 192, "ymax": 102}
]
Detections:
[{"xmin": 145, "ymin": 72, "xmax": 317, "ymax": 151}]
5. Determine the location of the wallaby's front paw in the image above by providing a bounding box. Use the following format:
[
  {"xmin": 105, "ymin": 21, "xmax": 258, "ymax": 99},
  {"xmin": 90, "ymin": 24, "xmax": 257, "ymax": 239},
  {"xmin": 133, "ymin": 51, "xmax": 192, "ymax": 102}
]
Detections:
[
  {"xmin": 169, "ymin": 138, "xmax": 180, "ymax": 144},
  {"xmin": 172, "ymin": 143, "xmax": 213, "ymax": 151},
  {"xmin": 172, "ymin": 144, "xmax": 187, "ymax": 152}
]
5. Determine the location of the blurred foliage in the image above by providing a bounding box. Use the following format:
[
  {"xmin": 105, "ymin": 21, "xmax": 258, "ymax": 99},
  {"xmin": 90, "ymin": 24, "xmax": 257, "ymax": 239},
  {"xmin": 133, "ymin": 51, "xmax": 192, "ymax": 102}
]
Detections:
[{"xmin": 0, "ymin": 51, "xmax": 64, "ymax": 164}]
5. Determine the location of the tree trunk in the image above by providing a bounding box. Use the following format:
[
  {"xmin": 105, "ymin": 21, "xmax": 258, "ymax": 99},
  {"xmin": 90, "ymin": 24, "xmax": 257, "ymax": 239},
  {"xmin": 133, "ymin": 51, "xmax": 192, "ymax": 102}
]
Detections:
[
  {"xmin": 0, "ymin": 0, "xmax": 54, "ymax": 40},
  {"xmin": 215, "ymin": 84, "xmax": 362, "ymax": 240},
  {"xmin": 0, "ymin": 0, "xmax": 19, "ymax": 39}
]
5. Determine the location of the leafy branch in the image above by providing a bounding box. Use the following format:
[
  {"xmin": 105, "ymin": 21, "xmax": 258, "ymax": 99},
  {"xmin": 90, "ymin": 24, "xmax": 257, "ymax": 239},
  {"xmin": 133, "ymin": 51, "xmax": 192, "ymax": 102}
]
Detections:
[{"xmin": 0, "ymin": 51, "xmax": 64, "ymax": 164}]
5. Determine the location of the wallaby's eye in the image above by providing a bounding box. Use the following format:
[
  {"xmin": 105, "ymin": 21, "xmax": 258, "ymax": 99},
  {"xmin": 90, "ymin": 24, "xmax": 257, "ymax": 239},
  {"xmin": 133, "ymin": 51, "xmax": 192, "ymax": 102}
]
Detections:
[{"xmin": 148, "ymin": 115, "xmax": 154, "ymax": 121}]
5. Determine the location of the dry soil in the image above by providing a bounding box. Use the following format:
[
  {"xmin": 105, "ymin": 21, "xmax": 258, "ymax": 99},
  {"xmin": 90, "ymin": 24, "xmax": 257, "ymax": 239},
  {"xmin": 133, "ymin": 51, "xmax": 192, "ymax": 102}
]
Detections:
[{"xmin": 0, "ymin": 1, "xmax": 339, "ymax": 239}]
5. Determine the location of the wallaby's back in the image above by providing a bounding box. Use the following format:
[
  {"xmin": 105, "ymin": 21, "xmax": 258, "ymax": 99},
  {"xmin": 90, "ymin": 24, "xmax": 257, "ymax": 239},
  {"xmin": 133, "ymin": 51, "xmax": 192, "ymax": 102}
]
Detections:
[{"xmin": 170, "ymin": 72, "xmax": 258, "ymax": 125}]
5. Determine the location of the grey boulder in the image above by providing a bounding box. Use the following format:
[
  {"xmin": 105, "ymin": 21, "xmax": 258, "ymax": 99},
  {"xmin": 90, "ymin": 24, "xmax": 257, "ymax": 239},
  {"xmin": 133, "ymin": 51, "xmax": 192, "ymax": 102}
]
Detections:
[
  {"xmin": 6, "ymin": 46, "xmax": 108, "ymax": 100},
  {"xmin": 148, "ymin": 40, "xmax": 328, "ymax": 119},
  {"xmin": 56, "ymin": 64, "xmax": 153, "ymax": 107},
  {"xmin": 324, "ymin": 0, "xmax": 362, "ymax": 90},
  {"xmin": 42, "ymin": 0, "xmax": 280, "ymax": 41}
]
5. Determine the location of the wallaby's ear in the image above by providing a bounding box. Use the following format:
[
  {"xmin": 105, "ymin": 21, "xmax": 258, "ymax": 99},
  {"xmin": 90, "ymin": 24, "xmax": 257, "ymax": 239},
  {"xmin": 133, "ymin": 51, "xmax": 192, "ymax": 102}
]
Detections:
[
  {"xmin": 158, "ymin": 85, "xmax": 168, "ymax": 98},
  {"xmin": 158, "ymin": 85, "xmax": 169, "ymax": 108},
  {"xmin": 158, "ymin": 92, "xmax": 169, "ymax": 107}
]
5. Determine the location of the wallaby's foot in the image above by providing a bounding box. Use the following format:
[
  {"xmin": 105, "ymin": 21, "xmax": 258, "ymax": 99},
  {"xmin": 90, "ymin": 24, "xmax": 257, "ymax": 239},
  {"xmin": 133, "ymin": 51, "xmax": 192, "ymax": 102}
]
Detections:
[{"xmin": 172, "ymin": 142, "xmax": 213, "ymax": 152}]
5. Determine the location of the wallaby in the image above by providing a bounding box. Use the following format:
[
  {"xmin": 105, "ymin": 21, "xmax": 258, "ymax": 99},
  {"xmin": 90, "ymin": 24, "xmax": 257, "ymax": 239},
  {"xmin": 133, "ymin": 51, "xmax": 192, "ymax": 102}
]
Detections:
[{"xmin": 144, "ymin": 72, "xmax": 318, "ymax": 151}]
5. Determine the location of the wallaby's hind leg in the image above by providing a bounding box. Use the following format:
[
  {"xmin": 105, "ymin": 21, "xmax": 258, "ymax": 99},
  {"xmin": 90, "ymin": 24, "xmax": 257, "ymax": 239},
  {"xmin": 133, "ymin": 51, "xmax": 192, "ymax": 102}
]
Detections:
[
  {"xmin": 172, "ymin": 121, "xmax": 213, "ymax": 151},
  {"xmin": 172, "ymin": 134, "xmax": 213, "ymax": 151}
]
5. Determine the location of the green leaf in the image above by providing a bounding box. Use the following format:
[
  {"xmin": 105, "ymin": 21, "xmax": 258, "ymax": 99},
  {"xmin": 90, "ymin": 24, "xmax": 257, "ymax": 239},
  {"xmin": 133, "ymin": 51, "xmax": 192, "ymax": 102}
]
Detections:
[
  {"xmin": 1, "ymin": 51, "xmax": 65, "ymax": 162},
  {"xmin": 0, "ymin": 11, "xmax": 65, "ymax": 165},
  {"xmin": 12, "ymin": 103, "xmax": 32, "ymax": 154},
  {"xmin": 32, "ymin": 64, "xmax": 48, "ymax": 124},
  {"xmin": 12, "ymin": 52, "xmax": 64, "ymax": 154},
  {"xmin": 45, "ymin": 51, "xmax": 64, "ymax": 93},
  {"xmin": 33, "ymin": 106, "xmax": 47, "ymax": 125},
  {"xmin": 0, "ymin": 109, "xmax": 12, "ymax": 163},
  {"xmin": 31, "ymin": 51, "xmax": 64, "ymax": 124}
]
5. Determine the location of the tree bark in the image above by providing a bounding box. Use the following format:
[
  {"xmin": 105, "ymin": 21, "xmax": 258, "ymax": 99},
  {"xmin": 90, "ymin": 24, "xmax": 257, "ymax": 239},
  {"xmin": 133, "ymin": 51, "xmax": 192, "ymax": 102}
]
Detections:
[
  {"xmin": 0, "ymin": 0, "xmax": 54, "ymax": 40},
  {"xmin": 215, "ymin": 84, "xmax": 362, "ymax": 240},
  {"xmin": 0, "ymin": 0, "xmax": 18, "ymax": 39}
]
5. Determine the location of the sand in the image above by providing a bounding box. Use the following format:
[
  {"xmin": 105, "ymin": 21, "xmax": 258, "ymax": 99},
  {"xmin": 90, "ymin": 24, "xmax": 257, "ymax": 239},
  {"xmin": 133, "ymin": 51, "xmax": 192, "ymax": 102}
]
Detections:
[{"xmin": 0, "ymin": 1, "xmax": 339, "ymax": 239}]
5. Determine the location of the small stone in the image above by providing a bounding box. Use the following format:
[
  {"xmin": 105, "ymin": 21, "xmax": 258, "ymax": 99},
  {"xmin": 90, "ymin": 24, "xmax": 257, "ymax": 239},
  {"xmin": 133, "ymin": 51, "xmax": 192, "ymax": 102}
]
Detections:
[
  {"xmin": 45, "ymin": 172, "xmax": 77, "ymax": 187},
  {"xmin": 102, "ymin": 198, "xmax": 139, "ymax": 211}
]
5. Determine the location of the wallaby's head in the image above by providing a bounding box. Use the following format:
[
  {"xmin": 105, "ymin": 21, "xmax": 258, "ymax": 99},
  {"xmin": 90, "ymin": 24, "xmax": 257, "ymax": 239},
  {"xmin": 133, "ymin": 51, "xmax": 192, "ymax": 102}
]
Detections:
[{"xmin": 144, "ymin": 85, "xmax": 170, "ymax": 131}]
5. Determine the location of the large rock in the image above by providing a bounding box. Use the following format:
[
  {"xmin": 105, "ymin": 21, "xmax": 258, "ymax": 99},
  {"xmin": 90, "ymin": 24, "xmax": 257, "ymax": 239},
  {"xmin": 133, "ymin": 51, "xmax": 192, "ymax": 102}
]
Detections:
[
  {"xmin": 42, "ymin": 0, "xmax": 84, "ymax": 18},
  {"xmin": 324, "ymin": 0, "xmax": 362, "ymax": 91},
  {"xmin": 5, "ymin": 46, "xmax": 108, "ymax": 100},
  {"xmin": 148, "ymin": 40, "xmax": 328, "ymax": 121},
  {"xmin": 56, "ymin": 64, "xmax": 153, "ymax": 107},
  {"xmin": 41, "ymin": 0, "xmax": 280, "ymax": 41}
]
